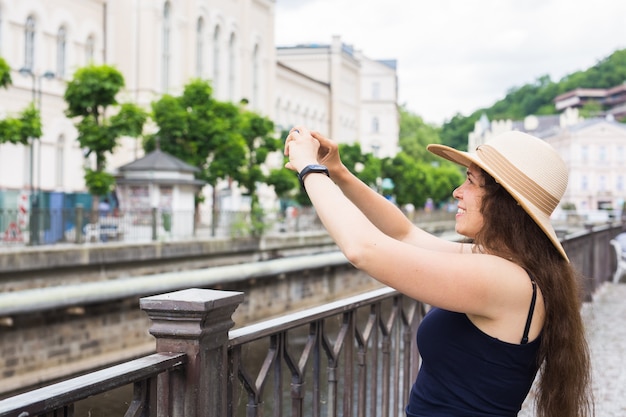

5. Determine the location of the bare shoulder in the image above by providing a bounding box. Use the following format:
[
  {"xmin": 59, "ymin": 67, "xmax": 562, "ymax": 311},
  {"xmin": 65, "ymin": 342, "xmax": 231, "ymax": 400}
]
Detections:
[{"xmin": 467, "ymin": 258, "xmax": 545, "ymax": 343}]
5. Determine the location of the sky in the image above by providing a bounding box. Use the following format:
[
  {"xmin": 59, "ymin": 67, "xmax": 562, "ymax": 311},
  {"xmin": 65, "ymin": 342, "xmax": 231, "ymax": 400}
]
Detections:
[{"xmin": 274, "ymin": 0, "xmax": 626, "ymax": 125}]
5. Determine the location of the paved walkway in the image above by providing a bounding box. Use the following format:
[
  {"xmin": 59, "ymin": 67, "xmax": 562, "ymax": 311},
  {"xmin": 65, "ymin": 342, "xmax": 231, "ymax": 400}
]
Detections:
[{"xmin": 519, "ymin": 282, "xmax": 626, "ymax": 416}]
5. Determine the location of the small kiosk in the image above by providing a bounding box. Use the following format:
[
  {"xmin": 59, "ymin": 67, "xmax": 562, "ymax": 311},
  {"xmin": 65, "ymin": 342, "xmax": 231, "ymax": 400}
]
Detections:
[{"xmin": 114, "ymin": 149, "xmax": 205, "ymax": 240}]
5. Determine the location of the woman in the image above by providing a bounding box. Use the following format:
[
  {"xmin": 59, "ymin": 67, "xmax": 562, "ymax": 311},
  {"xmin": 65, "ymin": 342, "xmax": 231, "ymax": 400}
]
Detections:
[{"xmin": 284, "ymin": 127, "xmax": 593, "ymax": 417}]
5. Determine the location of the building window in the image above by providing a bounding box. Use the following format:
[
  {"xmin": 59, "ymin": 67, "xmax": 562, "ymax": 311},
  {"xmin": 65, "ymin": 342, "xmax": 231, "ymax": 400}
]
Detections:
[
  {"xmin": 275, "ymin": 98, "xmax": 282, "ymax": 130},
  {"xmin": 161, "ymin": 1, "xmax": 171, "ymax": 92},
  {"xmin": 617, "ymin": 145, "xmax": 624, "ymax": 164},
  {"xmin": 213, "ymin": 25, "xmax": 221, "ymax": 95},
  {"xmin": 85, "ymin": 35, "xmax": 95, "ymax": 64},
  {"xmin": 24, "ymin": 16, "xmax": 36, "ymax": 71},
  {"xmin": 251, "ymin": 43, "xmax": 259, "ymax": 108},
  {"xmin": 371, "ymin": 117, "xmax": 379, "ymax": 133},
  {"xmin": 599, "ymin": 175, "xmax": 606, "ymax": 192},
  {"xmin": 294, "ymin": 103, "xmax": 300, "ymax": 122},
  {"xmin": 284, "ymin": 101, "xmax": 291, "ymax": 127},
  {"xmin": 617, "ymin": 175, "xmax": 624, "ymax": 192},
  {"xmin": 372, "ymin": 82, "xmax": 380, "ymax": 100},
  {"xmin": 598, "ymin": 145, "xmax": 606, "ymax": 162},
  {"xmin": 196, "ymin": 17, "xmax": 204, "ymax": 78},
  {"xmin": 581, "ymin": 145, "xmax": 589, "ymax": 163},
  {"xmin": 57, "ymin": 26, "xmax": 67, "ymax": 78},
  {"xmin": 228, "ymin": 33, "xmax": 236, "ymax": 101},
  {"xmin": 581, "ymin": 175, "xmax": 588, "ymax": 191},
  {"xmin": 302, "ymin": 108, "xmax": 309, "ymax": 126},
  {"xmin": 56, "ymin": 135, "xmax": 65, "ymax": 187}
]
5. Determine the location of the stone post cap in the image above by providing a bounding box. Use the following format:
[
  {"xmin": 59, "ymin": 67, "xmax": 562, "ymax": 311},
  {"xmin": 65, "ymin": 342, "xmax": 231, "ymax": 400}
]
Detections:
[
  {"xmin": 140, "ymin": 288, "xmax": 244, "ymax": 312},
  {"xmin": 140, "ymin": 288, "xmax": 245, "ymax": 342}
]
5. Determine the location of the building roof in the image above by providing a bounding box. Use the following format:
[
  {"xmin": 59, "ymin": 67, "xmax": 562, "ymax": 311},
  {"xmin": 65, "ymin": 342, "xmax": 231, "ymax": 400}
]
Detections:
[
  {"xmin": 565, "ymin": 116, "xmax": 626, "ymax": 133},
  {"xmin": 116, "ymin": 149, "xmax": 199, "ymax": 173},
  {"xmin": 510, "ymin": 114, "xmax": 562, "ymax": 138},
  {"xmin": 115, "ymin": 177, "xmax": 206, "ymax": 186}
]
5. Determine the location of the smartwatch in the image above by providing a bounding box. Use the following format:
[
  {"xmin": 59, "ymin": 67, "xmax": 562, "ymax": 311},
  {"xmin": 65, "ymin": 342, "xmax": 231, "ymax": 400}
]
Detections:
[{"xmin": 298, "ymin": 164, "xmax": 330, "ymax": 189}]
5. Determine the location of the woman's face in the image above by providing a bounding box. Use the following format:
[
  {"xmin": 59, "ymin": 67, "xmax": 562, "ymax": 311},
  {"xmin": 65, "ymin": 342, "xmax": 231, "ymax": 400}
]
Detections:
[{"xmin": 452, "ymin": 164, "xmax": 486, "ymax": 238}]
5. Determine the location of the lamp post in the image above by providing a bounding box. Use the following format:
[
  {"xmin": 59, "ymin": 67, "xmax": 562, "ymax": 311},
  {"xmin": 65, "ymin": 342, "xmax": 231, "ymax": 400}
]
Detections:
[{"xmin": 19, "ymin": 67, "xmax": 55, "ymax": 245}]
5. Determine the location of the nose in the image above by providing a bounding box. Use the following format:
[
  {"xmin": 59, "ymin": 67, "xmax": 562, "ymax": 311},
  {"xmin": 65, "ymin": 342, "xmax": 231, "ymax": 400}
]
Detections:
[{"xmin": 452, "ymin": 185, "xmax": 462, "ymax": 199}]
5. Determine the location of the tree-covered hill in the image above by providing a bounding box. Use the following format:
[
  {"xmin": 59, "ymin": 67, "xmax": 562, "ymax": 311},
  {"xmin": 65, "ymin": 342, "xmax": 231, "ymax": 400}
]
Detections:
[{"xmin": 440, "ymin": 48, "xmax": 626, "ymax": 151}]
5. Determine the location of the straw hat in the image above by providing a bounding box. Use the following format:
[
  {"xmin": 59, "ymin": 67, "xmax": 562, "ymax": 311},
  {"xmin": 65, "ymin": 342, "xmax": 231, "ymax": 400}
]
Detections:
[{"xmin": 427, "ymin": 130, "xmax": 569, "ymax": 261}]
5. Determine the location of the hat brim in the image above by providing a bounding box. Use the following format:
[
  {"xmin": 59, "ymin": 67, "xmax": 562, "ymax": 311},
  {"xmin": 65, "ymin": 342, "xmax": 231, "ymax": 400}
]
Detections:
[{"xmin": 427, "ymin": 144, "xmax": 569, "ymax": 262}]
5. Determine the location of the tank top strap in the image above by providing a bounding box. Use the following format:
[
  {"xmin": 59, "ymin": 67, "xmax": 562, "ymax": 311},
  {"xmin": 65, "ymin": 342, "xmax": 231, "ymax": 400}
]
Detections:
[{"xmin": 520, "ymin": 279, "xmax": 537, "ymax": 344}]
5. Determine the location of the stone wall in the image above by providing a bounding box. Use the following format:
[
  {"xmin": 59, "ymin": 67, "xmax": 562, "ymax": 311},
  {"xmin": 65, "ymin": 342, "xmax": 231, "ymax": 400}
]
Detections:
[
  {"xmin": 0, "ymin": 259, "xmax": 381, "ymax": 397},
  {"xmin": 0, "ymin": 232, "xmax": 338, "ymax": 292}
]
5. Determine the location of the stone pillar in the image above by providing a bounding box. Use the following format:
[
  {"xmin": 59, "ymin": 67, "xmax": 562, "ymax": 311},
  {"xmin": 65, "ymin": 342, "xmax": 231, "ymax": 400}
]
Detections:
[{"xmin": 140, "ymin": 288, "xmax": 244, "ymax": 417}]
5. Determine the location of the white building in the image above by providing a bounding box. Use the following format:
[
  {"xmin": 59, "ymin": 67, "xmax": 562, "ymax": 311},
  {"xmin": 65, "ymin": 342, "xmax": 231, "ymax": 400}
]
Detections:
[
  {"xmin": 0, "ymin": 0, "xmax": 399, "ymax": 215},
  {"xmin": 548, "ymin": 117, "xmax": 626, "ymax": 214},
  {"xmin": 276, "ymin": 37, "xmax": 399, "ymax": 158}
]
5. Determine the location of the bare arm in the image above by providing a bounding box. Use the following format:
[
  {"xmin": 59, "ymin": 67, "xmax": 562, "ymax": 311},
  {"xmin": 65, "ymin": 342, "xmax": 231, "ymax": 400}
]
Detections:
[{"xmin": 311, "ymin": 130, "xmax": 463, "ymax": 253}]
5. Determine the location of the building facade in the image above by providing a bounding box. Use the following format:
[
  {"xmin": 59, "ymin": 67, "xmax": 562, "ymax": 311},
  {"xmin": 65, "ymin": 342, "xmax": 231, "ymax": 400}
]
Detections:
[
  {"xmin": 548, "ymin": 118, "xmax": 626, "ymax": 213},
  {"xmin": 0, "ymin": 0, "xmax": 399, "ymax": 215},
  {"xmin": 554, "ymin": 83, "xmax": 626, "ymax": 120},
  {"xmin": 276, "ymin": 36, "xmax": 399, "ymax": 158}
]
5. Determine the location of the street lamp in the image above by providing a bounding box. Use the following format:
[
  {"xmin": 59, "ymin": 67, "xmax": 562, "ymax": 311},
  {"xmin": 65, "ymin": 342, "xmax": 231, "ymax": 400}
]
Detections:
[{"xmin": 19, "ymin": 67, "xmax": 55, "ymax": 245}]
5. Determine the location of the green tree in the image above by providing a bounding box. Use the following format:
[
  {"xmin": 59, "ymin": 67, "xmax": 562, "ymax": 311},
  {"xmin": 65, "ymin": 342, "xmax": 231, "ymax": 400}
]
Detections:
[
  {"xmin": 151, "ymin": 80, "xmax": 287, "ymax": 236},
  {"xmin": 398, "ymin": 105, "xmax": 442, "ymax": 160},
  {"xmin": 338, "ymin": 142, "xmax": 382, "ymax": 187},
  {"xmin": 149, "ymin": 79, "xmax": 247, "ymax": 233},
  {"xmin": 380, "ymin": 153, "xmax": 429, "ymax": 207},
  {"xmin": 236, "ymin": 107, "xmax": 281, "ymax": 236},
  {"xmin": 381, "ymin": 153, "xmax": 463, "ymax": 208},
  {"xmin": 428, "ymin": 162, "xmax": 464, "ymax": 204},
  {"xmin": 440, "ymin": 112, "xmax": 477, "ymax": 152},
  {"xmin": 394, "ymin": 105, "xmax": 464, "ymax": 205},
  {"xmin": 64, "ymin": 64, "xmax": 148, "ymax": 198},
  {"xmin": 561, "ymin": 49, "xmax": 626, "ymax": 91},
  {"xmin": 0, "ymin": 57, "xmax": 42, "ymax": 145},
  {"xmin": 0, "ymin": 57, "xmax": 10, "ymax": 88},
  {"xmin": 267, "ymin": 168, "xmax": 299, "ymax": 202},
  {"xmin": 580, "ymin": 100, "xmax": 603, "ymax": 118}
]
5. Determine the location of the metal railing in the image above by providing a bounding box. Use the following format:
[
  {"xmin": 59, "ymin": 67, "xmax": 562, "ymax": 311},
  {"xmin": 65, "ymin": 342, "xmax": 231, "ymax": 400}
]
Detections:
[
  {"xmin": 0, "ymin": 353, "xmax": 187, "ymax": 417},
  {"xmin": 0, "ymin": 206, "xmax": 327, "ymax": 247},
  {"xmin": 0, "ymin": 287, "xmax": 424, "ymax": 417},
  {"xmin": 227, "ymin": 289, "xmax": 423, "ymax": 417},
  {"xmin": 0, "ymin": 206, "xmax": 456, "ymax": 248}
]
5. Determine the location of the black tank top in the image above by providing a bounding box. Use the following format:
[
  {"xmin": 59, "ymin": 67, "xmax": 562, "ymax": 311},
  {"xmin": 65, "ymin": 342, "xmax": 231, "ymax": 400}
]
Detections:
[{"xmin": 406, "ymin": 285, "xmax": 541, "ymax": 416}]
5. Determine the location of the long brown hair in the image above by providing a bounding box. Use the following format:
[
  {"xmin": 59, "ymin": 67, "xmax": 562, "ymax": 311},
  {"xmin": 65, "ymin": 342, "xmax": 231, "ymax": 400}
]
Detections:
[{"xmin": 474, "ymin": 169, "xmax": 594, "ymax": 417}]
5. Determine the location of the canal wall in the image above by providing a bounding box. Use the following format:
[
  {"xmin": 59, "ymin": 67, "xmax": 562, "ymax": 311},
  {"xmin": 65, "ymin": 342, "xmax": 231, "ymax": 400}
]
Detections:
[
  {"xmin": 0, "ymin": 232, "xmax": 339, "ymax": 292},
  {"xmin": 0, "ymin": 221, "xmax": 458, "ymax": 292},
  {"xmin": 0, "ymin": 252, "xmax": 382, "ymax": 397}
]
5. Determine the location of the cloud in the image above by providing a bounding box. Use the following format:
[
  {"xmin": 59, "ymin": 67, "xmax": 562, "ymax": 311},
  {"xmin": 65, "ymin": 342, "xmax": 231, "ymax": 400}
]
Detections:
[{"xmin": 275, "ymin": 0, "xmax": 626, "ymax": 125}]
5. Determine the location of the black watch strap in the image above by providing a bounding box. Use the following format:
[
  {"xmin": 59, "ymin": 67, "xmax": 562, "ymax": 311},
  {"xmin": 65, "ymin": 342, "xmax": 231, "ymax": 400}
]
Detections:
[{"xmin": 298, "ymin": 164, "xmax": 330, "ymax": 189}]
